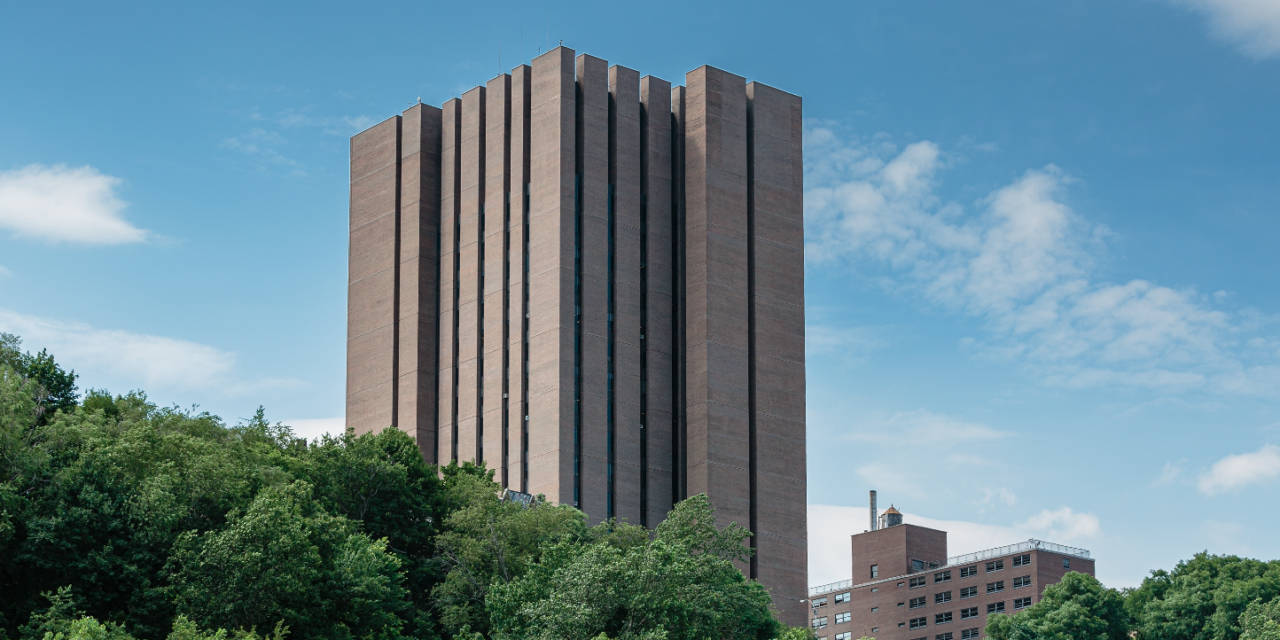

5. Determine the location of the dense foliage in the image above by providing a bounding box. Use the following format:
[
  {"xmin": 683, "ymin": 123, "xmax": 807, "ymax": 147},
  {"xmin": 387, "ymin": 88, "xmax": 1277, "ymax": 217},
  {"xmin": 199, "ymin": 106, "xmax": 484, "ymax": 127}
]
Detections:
[{"xmin": 0, "ymin": 334, "xmax": 801, "ymax": 639}]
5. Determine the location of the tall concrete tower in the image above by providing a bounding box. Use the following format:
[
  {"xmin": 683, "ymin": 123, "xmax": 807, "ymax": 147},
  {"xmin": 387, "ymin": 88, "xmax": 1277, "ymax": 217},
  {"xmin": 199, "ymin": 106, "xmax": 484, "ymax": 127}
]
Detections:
[{"xmin": 345, "ymin": 46, "xmax": 806, "ymax": 624}]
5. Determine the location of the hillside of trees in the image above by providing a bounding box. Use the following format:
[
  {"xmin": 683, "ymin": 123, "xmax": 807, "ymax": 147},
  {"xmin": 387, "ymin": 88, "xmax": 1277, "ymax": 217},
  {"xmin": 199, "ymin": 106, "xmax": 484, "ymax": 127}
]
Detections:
[
  {"xmin": 0, "ymin": 333, "xmax": 811, "ymax": 640},
  {"xmin": 4, "ymin": 332, "xmax": 1280, "ymax": 640}
]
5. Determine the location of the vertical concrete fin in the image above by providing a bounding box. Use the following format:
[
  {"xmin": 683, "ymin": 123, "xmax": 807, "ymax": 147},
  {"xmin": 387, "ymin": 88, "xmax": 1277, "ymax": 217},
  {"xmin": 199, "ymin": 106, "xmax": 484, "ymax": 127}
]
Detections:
[
  {"xmin": 609, "ymin": 64, "xmax": 643, "ymax": 525},
  {"xmin": 508, "ymin": 64, "xmax": 532, "ymax": 492},
  {"xmin": 527, "ymin": 46, "xmax": 576, "ymax": 505},
  {"xmin": 457, "ymin": 86, "xmax": 485, "ymax": 464},
  {"xmin": 347, "ymin": 116, "xmax": 402, "ymax": 436},
  {"xmin": 484, "ymin": 74, "xmax": 511, "ymax": 484},
  {"xmin": 640, "ymin": 75, "xmax": 674, "ymax": 527},
  {"xmin": 747, "ymin": 81, "xmax": 807, "ymax": 626},
  {"xmin": 576, "ymin": 52, "xmax": 609, "ymax": 521},
  {"xmin": 397, "ymin": 103, "xmax": 442, "ymax": 462},
  {"xmin": 438, "ymin": 99, "xmax": 461, "ymax": 464},
  {"xmin": 682, "ymin": 65, "xmax": 751, "ymax": 550}
]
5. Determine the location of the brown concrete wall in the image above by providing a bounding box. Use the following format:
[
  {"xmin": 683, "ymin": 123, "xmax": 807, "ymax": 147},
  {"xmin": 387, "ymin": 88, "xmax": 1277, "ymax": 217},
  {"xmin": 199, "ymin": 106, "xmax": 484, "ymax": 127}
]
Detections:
[
  {"xmin": 347, "ymin": 116, "xmax": 400, "ymax": 435},
  {"xmin": 609, "ymin": 64, "xmax": 643, "ymax": 525},
  {"xmin": 577, "ymin": 53, "xmax": 609, "ymax": 521},
  {"xmin": 483, "ymin": 74, "xmax": 510, "ymax": 482},
  {"xmin": 747, "ymin": 81, "xmax": 807, "ymax": 625},
  {"xmin": 641, "ymin": 75, "xmax": 675, "ymax": 527},
  {"xmin": 682, "ymin": 64, "xmax": 752, "ymax": 548},
  {"xmin": 456, "ymin": 87, "xmax": 485, "ymax": 464},
  {"xmin": 396, "ymin": 104, "xmax": 442, "ymax": 461},
  {"xmin": 526, "ymin": 46, "xmax": 577, "ymax": 505},
  {"xmin": 438, "ymin": 99, "xmax": 460, "ymax": 464},
  {"xmin": 508, "ymin": 65, "xmax": 531, "ymax": 492}
]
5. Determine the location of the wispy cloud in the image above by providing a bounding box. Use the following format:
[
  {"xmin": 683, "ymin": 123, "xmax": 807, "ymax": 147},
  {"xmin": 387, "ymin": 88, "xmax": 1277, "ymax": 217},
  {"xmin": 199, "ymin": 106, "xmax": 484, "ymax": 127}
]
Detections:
[
  {"xmin": 1197, "ymin": 444, "xmax": 1280, "ymax": 494},
  {"xmin": 0, "ymin": 164, "xmax": 148, "ymax": 244},
  {"xmin": 846, "ymin": 409, "xmax": 1010, "ymax": 445},
  {"xmin": 806, "ymin": 324, "xmax": 883, "ymax": 359},
  {"xmin": 220, "ymin": 128, "xmax": 306, "ymax": 176},
  {"xmin": 1153, "ymin": 460, "xmax": 1186, "ymax": 486},
  {"xmin": 0, "ymin": 308, "xmax": 302, "ymax": 396},
  {"xmin": 805, "ymin": 124, "xmax": 1280, "ymax": 396},
  {"xmin": 0, "ymin": 265, "xmax": 11, "ymax": 279},
  {"xmin": 1170, "ymin": 0, "xmax": 1280, "ymax": 59}
]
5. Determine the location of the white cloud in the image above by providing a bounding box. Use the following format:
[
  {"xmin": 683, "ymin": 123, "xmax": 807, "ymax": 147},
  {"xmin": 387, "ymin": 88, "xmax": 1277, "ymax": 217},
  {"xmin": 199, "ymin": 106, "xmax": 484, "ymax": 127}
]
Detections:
[
  {"xmin": 0, "ymin": 307, "xmax": 300, "ymax": 396},
  {"xmin": 808, "ymin": 503, "xmax": 1100, "ymax": 587},
  {"xmin": 1197, "ymin": 444, "xmax": 1280, "ymax": 494},
  {"xmin": 847, "ymin": 409, "xmax": 1009, "ymax": 445},
  {"xmin": 0, "ymin": 164, "xmax": 148, "ymax": 244},
  {"xmin": 284, "ymin": 416, "xmax": 348, "ymax": 441},
  {"xmin": 806, "ymin": 324, "xmax": 882, "ymax": 359},
  {"xmin": 981, "ymin": 487, "xmax": 1018, "ymax": 508},
  {"xmin": 220, "ymin": 129, "xmax": 305, "ymax": 175},
  {"xmin": 0, "ymin": 265, "xmax": 11, "ymax": 278},
  {"xmin": 1172, "ymin": 0, "xmax": 1280, "ymax": 59},
  {"xmin": 1153, "ymin": 460, "xmax": 1186, "ymax": 486},
  {"xmin": 804, "ymin": 125, "xmax": 1279, "ymax": 395}
]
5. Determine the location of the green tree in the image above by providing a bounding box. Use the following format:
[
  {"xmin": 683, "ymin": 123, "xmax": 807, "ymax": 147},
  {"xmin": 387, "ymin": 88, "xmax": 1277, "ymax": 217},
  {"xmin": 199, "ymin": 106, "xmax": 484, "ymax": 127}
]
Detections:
[
  {"xmin": 1240, "ymin": 596, "xmax": 1280, "ymax": 640},
  {"xmin": 986, "ymin": 572, "xmax": 1128, "ymax": 640},
  {"xmin": 1127, "ymin": 553, "xmax": 1280, "ymax": 640},
  {"xmin": 431, "ymin": 465, "xmax": 588, "ymax": 638},
  {"xmin": 165, "ymin": 481, "xmax": 408, "ymax": 640},
  {"xmin": 0, "ymin": 333, "xmax": 78, "ymax": 425},
  {"xmin": 486, "ymin": 494, "xmax": 781, "ymax": 640}
]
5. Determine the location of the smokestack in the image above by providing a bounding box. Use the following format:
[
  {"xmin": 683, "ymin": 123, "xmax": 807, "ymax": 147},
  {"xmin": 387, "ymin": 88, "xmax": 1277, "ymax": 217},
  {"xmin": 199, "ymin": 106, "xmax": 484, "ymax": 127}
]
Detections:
[{"xmin": 870, "ymin": 490, "xmax": 878, "ymax": 531}]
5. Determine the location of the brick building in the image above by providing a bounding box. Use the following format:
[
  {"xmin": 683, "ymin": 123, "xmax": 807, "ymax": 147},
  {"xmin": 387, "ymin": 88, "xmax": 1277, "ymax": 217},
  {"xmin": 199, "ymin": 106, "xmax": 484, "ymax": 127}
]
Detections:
[
  {"xmin": 344, "ymin": 46, "xmax": 807, "ymax": 624},
  {"xmin": 808, "ymin": 505, "xmax": 1094, "ymax": 640}
]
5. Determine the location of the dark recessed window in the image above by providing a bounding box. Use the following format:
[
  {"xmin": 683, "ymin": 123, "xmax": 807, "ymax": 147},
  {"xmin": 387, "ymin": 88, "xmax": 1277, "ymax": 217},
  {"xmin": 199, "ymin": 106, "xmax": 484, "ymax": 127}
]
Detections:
[
  {"xmin": 910, "ymin": 617, "xmax": 928, "ymax": 629},
  {"xmin": 910, "ymin": 576, "xmax": 928, "ymax": 589},
  {"xmin": 960, "ymin": 586, "xmax": 978, "ymax": 599},
  {"xmin": 960, "ymin": 565, "xmax": 978, "ymax": 578},
  {"xmin": 935, "ymin": 591, "xmax": 952, "ymax": 604},
  {"xmin": 935, "ymin": 570, "xmax": 952, "ymax": 583},
  {"xmin": 910, "ymin": 597, "xmax": 927, "ymax": 609},
  {"xmin": 1012, "ymin": 553, "xmax": 1031, "ymax": 567},
  {"xmin": 960, "ymin": 607, "xmax": 978, "ymax": 619},
  {"xmin": 1064, "ymin": 558, "xmax": 1071, "ymax": 569},
  {"xmin": 1014, "ymin": 597, "xmax": 1033, "ymax": 610},
  {"xmin": 935, "ymin": 612, "xmax": 953, "ymax": 625},
  {"xmin": 986, "ymin": 559, "xmax": 1004, "ymax": 572},
  {"xmin": 987, "ymin": 601, "xmax": 1006, "ymax": 614},
  {"xmin": 1013, "ymin": 575, "xmax": 1032, "ymax": 589},
  {"xmin": 962, "ymin": 628, "xmax": 980, "ymax": 639}
]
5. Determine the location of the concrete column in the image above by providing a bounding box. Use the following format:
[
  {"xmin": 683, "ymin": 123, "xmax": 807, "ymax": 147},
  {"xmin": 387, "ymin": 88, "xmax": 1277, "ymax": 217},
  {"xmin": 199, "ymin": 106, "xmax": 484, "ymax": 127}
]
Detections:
[
  {"xmin": 347, "ymin": 116, "xmax": 401, "ymax": 435},
  {"xmin": 577, "ymin": 52, "xmax": 609, "ymax": 521},
  {"xmin": 682, "ymin": 66, "xmax": 752, "ymax": 542},
  {"xmin": 508, "ymin": 65, "xmax": 531, "ymax": 492},
  {"xmin": 748, "ymin": 81, "xmax": 807, "ymax": 627},
  {"xmin": 438, "ymin": 99, "xmax": 460, "ymax": 464},
  {"xmin": 641, "ymin": 75, "xmax": 674, "ymax": 527},
  {"xmin": 484, "ymin": 75, "xmax": 510, "ymax": 482},
  {"xmin": 670, "ymin": 83, "xmax": 687, "ymax": 503},
  {"xmin": 610, "ymin": 64, "xmax": 643, "ymax": 525},
  {"xmin": 397, "ymin": 104, "xmax": 442, "ymax": 462},
  {"xmin": 527, "ymin": 46, "xmax": 576, "ymax": 505},
  {"xmin": 457, "ymin": 87, "xmax": 485, "ymax": 464}
]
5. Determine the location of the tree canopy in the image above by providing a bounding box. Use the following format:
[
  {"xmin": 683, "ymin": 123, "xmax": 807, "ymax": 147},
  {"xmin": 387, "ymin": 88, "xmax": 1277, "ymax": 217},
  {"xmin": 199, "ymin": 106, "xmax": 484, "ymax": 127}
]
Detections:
[{"xmin": 0, "ymin": 335, "xmax": 804, "ymax": 640}]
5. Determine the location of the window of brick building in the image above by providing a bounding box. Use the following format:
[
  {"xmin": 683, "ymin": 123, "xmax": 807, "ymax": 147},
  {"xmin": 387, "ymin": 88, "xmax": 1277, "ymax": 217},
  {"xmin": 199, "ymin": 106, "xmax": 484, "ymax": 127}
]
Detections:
[
  {"xmin": 835, "ymin": 591, "xmax": 851, "ymax": 603},
  {"xmin": 935, "ymin": 570, "xmax": 952, "ymax": 583},
  {"xmin": 835, "ymin": 634, "xmax": 850, "ymax": 640},
  {"xmin": 836, "ymin": 612, "xmax": 851, "ymax": 624},
  {"xmin": 910, "ymin": 617, "xmax": 928, "ymax": 629},
  {"xmin": 936, "ymin": 633, "xmax": 953, "ymax": 640},
  {"xmin": 987, "ymin": 581, "xmax": 1004, "ymax": 593},
  {"xmin": 960, "ymin": 586, "xmax": 978, "ymax": 599},
  {"xmin": 986, "ymin": 559, "xmax": 1004, "ymax": 572},
  {"xmin": 1014, "ymin": 597, "xmax": 1032, "ymax": 610},
  {"xmin": 960, "ymin": 607, "xmax": 978, "ymax": 619},
  {"xmin": 812, "ymin": 616, "xmax": 827, "ymax": 629},
  {"xmin": 1064, "ymin": 558, "xmax": 1071, "ymax": 569},
  {"xmin": 813, "ymin": 596, "xmax": 828, "ymax": 608},
  {"xmin": 961, "ymin": 628, "xmax": 980, "ymax": 639},
  {"xmin": 1012, "ymin": 553, "xmax": 1031, "ymax": 567},
  {"xmin": 912, "ymin": 559, "xmax": 926, "ymax": 571},
  {"xmin": 936, "ymin": 591, "xmax": 952, "ymax": 604},
  {"xmin": 960, "ymin": 565, "xmax": 978, "ymax": 578},
  {"xmin": 910, "ymin": 597, "xmax": 927, "ymax": 609},
  {"xmin": 1013, "ymin": 575, "xmax": 1032, "ymax": 589},
  {"xmin": 935, "ymin": 612, "xmax": 953, "ymax": 625},
  {"xmin": 871, "ymin": 564, "xmax": 879, "ymax": 579},
  {"xmin": 988, "ymin": 602, "xmax": 1006, "ymax": 614},
  {"xmin": 910, "ymin": 576, "xmax": 928, "ymax": 589}
]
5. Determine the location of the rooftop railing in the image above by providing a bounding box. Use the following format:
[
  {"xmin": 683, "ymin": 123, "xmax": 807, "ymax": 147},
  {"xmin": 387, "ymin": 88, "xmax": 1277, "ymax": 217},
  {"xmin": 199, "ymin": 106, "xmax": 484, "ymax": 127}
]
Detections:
[
  {"xmin": 809, "ymin": 578, "xmax": 852, "ymax": 597},
  {"xmin": 947, "ymin": 539, "xmax": 1091, "ymax": 566}
]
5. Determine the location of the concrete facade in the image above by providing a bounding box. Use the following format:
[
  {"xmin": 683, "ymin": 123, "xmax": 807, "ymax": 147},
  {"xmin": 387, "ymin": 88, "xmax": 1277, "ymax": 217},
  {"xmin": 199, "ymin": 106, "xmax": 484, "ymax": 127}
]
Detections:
[
  {"xmin": 810, "ymin": 522, "xmax": 1096, "ymax": 640},
  {"xmin": 345, "ymin": 47, "xmax": 806, "ymax": 626}
]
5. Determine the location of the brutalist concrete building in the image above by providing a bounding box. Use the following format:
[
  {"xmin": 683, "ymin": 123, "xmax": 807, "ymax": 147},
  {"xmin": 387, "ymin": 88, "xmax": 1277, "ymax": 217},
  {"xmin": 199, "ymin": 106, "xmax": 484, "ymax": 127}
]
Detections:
[
  {"xmin": 807, "ymin": 497, "xmax": 1095, "ymax": 640},
  {"xmin": 345, "ymin": 46, "xmax": 806, "ymax": 624}
]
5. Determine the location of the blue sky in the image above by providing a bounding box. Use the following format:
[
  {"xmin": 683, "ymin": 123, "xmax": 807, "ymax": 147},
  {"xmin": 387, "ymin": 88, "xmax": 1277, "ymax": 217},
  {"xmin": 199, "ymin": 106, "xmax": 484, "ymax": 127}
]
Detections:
[{"xmin": 2, "ymin": 0, "xmax": 1279, "ymax": 589}]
